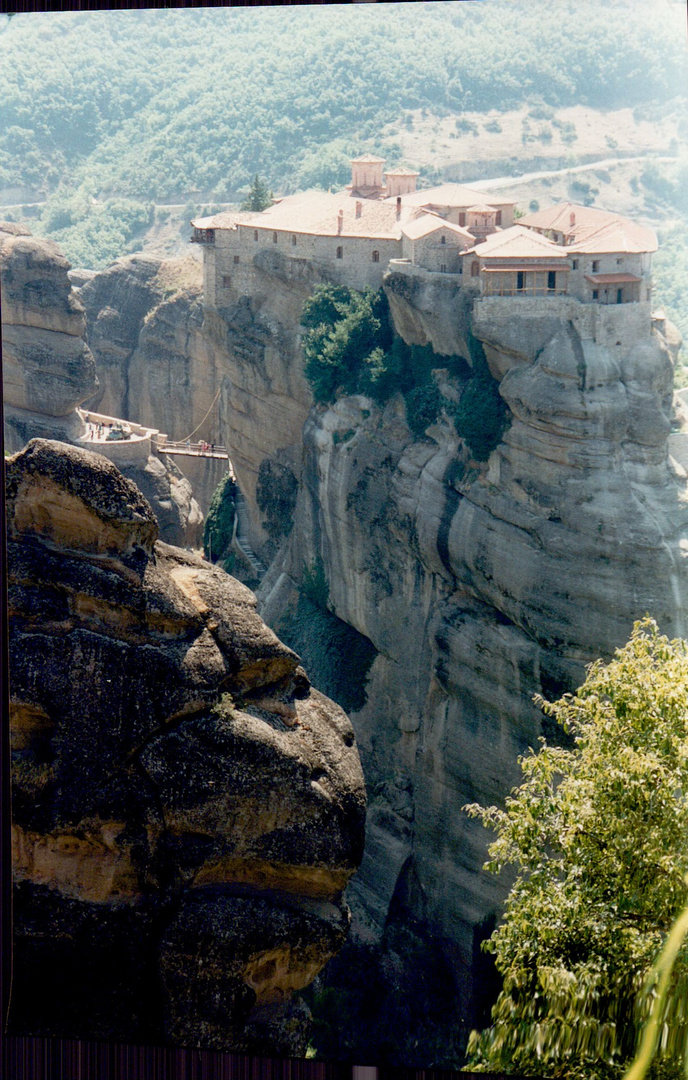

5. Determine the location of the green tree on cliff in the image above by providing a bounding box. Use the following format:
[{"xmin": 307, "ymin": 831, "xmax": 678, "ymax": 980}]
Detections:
[
  {"xmin": 203, "ymin": 473, "xmax": 236, "ymax": 564},
  {"xmin": 465, "ymin": 619, "xmax": 688, "ymax": 1080},
  {"xmin": 240, "ymin": 174, "xmax": 273, "ymax": 212}
]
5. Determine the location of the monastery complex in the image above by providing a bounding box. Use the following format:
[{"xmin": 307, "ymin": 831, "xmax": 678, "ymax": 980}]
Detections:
[{"xmin": 192, "ymin": 155, "xmax": 658, "ymax": 346}]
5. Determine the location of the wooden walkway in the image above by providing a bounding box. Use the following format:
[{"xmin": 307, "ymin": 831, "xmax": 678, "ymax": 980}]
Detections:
[{"xmin": 160, "ymin": 440, "xmax": 230, "ymax": 461}]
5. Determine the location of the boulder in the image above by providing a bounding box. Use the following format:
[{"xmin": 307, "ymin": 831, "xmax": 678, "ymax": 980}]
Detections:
[{"xmin": 8, "ymin": 439, "xmax": 366, "ymax": 1052}]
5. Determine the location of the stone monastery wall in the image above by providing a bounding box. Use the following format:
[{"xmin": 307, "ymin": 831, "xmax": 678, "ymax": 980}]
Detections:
[
  {"xmin": 473, "ymin": 295, "xmax": 653, "ymax": 349},
  {"xmin": 210, "ymin": 223, "xmax": 399, "ymax": 302}
]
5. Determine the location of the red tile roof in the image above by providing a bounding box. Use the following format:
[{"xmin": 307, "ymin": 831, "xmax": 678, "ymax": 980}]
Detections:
[
  {"xmin": 402, "ymin": 215, "xmax": 474, "ymax": 242},
  {"xmin": 518, "ymin": 202, "xmax": 657, "ymax": 253},
  {"xmin": 238, "ymin": 190, "xmax": 408, "ymax": 239},
  {"xmin": 584, "ymin": 273, "xmax": 642, "ymax": 284},
  {"xmin": 466, "ymin": 225, "xmax": 570, "ymax": 260},
  {"xmin": 389, "ymin": 182, "xmax": 516, "ymax": 209}
]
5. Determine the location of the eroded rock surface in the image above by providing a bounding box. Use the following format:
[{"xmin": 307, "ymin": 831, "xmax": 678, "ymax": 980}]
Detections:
[
  {"xmin": 1, "ymin": 222, "xmax": 98, "ymax": 448},
  {"xmin": 80, "ymin": 252, "xmax": 315, "ymax": 530},
  {"xmin": 8, "ymin": 439, "xmax": 365, "ymax": 1053},
  {"xmin": 256, "ymin": 292, "xmax": 688, "ymax": 1061},
  {"xmin": 1, "ymin": 227, "xmax": 202, "ymax": 546},
  {"xmin": 60, "ymin": 235, "xmax": 688, "ymax": 1063}
]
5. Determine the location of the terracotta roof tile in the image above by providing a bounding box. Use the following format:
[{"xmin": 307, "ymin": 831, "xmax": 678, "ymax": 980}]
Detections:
[
  {"xmin": 466, "ymin": 225, "xmax": 570, "ymax": 260},
  {"xmin": 391, "ymin": 182, "xmax": 516, "ymax": 209},
  {"xmin": 237, "ymin": 190, "xmax": 407, "ymax": 239},
  {"xmin": 191, "ymin": 211, "xmax": 254, "ymax": 229},
  {"xmin": 402, "ymin": 215, "xmax": 474, "ymax": 242},
  {"xmin": 519, "ymin": 202, "xmax": 657, "ymax": 253}
]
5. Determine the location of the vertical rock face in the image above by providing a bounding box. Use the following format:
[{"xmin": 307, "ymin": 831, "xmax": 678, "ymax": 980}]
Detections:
[
  {"xmin": 60, "ymin": 237, "xmax": 688, "ymax": 1063},
  {"xmin": 255, "ymin": 287, "xmax": 688, "ymax": 1061},
  {"xmin": 8, "ymin": 440, "xmax": 366, "ymax": 1052},
  {"xmin": 1, "ymin": 229, "xmax": 202, "ymax": 547},
  {"xmin": 1, "ymin": 222, "xmax": 98, "ymax": 449},
  {"xmin": 80, "ymin": 254, "xmax": 317, "ymax": 534}
]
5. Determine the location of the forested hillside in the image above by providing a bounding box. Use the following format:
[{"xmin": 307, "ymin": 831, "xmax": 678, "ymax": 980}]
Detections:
[
  {"xmin": 1, "ymin": 0, "xmax": 686, "ymax": 341},
  {"xmin": 1, "ymin": 1, "xmax": 684, "ymax": 202}
]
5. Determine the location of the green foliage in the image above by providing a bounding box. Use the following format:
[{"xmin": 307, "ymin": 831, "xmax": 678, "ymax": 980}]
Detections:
[
  {"xmin": 203, "ymin": 472, "xmax": 236, "ymax": 563},
  {"xmin": 405, "ymin": 382, "xmax": 443, "ymax": 438},
  {"xmin": 301, "ymin": 557, "xmax": 329, "ymax": 611},
  {"xmin": 0, "ymin": 3, "xmax": 684, "ymax": 212},
  {"xmin": 653, "ymin": 223, "xmax": 688, "ymax": 371},
  {"xmin": 239, "ymin": 174, "xmax": 272, "ymax": 212},
  {"xmin": 302, "ymin": 285, "xmax": 474, "ymax": 441},
  {"xmin": 452, "ymin": 350, "xmax": 508, "ymax": 461},
  {"xmin": 302, "ymin": 285, "xmax": 390, "ymax": 405},
  {"xmin": 37, "ymin": 192, "xmax": 154, "ymax": 268},
  {"xmin": 465, "ymin": 619, "xmax": 688, "ymax": 1080},
  {"xmin": 568, "ymin": 178, "xmax": 599, "ymax": 206},
  {"xmin": 255, "ymin": 458, "xmax": 298, "ymax": 543}
]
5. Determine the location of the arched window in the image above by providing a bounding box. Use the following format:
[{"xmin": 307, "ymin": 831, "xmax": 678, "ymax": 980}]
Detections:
[
  {"xmin": 440, "ymin": 235, "xmax": 446, "ymax": 245},
  {"xmin": 292, "ymin": 235, "xmax": 297, "ymax": 246},
  {"xmin": 471, "ymin": 261, "xmax": 480, "ymax": 277},
  {"xmin": 372, "ymin": 250, "xmax": 380, "ymax": 263},
  {"xmin": 272, "ymin": 232, "xmax": 278, "ymax": 244},
  {"xmin": 336, "ymin": 246, "xmax": 343, "ymax": 260},
  {"xmin": 254, "ymin": 230, "xmax": 259, "ymax": 241}
]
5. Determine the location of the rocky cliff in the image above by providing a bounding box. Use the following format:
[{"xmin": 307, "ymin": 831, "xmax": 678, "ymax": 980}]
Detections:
[
  {"xmin": 1, "ymin": 222, "xmax": 98, "ymax": 449},
  {"xmin": 1, "ymin": 225, "xmax": 202, "ymax": 547},
  {"xmin": 214, "ymin": 264, "xmax": 688, "ymax": 1063},
  {"xmin": 64, "ymin": 241, "xmax": 688, "ymax": 1064},
  {"xmin": 8, "ymin": 439, "xmax": 366, "ymax": 1053},
  {"xmin": 79, "ymin": 251, "xmax": 317, "ymax": 538}
]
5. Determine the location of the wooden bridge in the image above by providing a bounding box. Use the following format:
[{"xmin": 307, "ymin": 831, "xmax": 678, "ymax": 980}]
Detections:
[{"xmin": 158, "ymin": 439, "xmax": 232, "ymax": 465}]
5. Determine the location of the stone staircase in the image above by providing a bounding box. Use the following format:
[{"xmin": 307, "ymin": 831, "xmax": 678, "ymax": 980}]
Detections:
[{"xmin": 233, "ymin": 492, "xmax": 267, "ymax": 579}]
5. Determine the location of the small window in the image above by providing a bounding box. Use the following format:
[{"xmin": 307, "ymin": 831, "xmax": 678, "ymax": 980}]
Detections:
[
  {"xmin": 292, "ymin": 235, "xmax": 297, "ymax": 246},
  {"xmin": 547, "ymin": 270, "xmax": 556, "ymax": 291},
  {"xmin": 372, "ymin": 250, "xmax": 380, "ymax": 263},
  {"xmin": 517, "ymin": 271, "xmax": 525, "ymax": 291},
  {"xmin": 233, "ymin": 255, "xmax": 240, "ymax": 264},
  {"xmin": 254, "ymin": 230, "xmax": 259, "ymax": 241},
  {"xmin": 495, "ymin": 211, "xmax": 502, "ymax": 226},
  {"xmin": 552, "ymin": 232, "xmax": 558, "ymax": 242},
  {"xmin": 592, "ymin": 289, "xmax": 599, "ymax": 300},
  {"xmin": 336, "ymin": 246, "xmax": 343, "ymax": 260},
  {"xmin": 222, "ymin": 275, "xmax": 232, "ymax": 288},
  {"xmin": 572, "ymin": 259, "xmax": 578, "ymax": 270},
  {"xmin": 440, "ymin": 263, "xmax": 447, "ymax": 273},
  {"xmin": 471, "ymin": 260, "xmax": 479, "ymax": 277},
  {"xmin": 440, "ymin": 235, "xmax": 446, "ymax": 245},
  {"xmin": 272, "ymin": 232, "xmax": 278, "ymax": 244},
  {"xmin": 459, "ymin": 212, "xmax": 466, "ymax": 227},
  {"xmin": 592, "ymin": 260, "xmax": 600, "ymax": 272},
  {"xmin": 616, "ymin": 258, "xmax": 622, "ymax": 265}
]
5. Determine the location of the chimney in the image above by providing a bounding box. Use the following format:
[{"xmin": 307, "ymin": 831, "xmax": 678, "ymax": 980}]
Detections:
[
  {"xmin": 337, "ymin": 209, "xmax": 344, "ymax": 234},
  {"xmin": 570, "ymin": 211, "xmax": 576, "ymax": 227},
  {"xmin": 355, "ymin": 201, "xmax": 362, "ymax": 219},
  {"xmin": 396, "ymin": 196, "xmax": 402, "ymax": 219}
]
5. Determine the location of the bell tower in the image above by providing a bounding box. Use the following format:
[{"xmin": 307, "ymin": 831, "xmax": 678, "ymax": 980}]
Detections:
[{"xmin": 349, "ymin": 156, "xmax": 386, "ymax": 197}]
